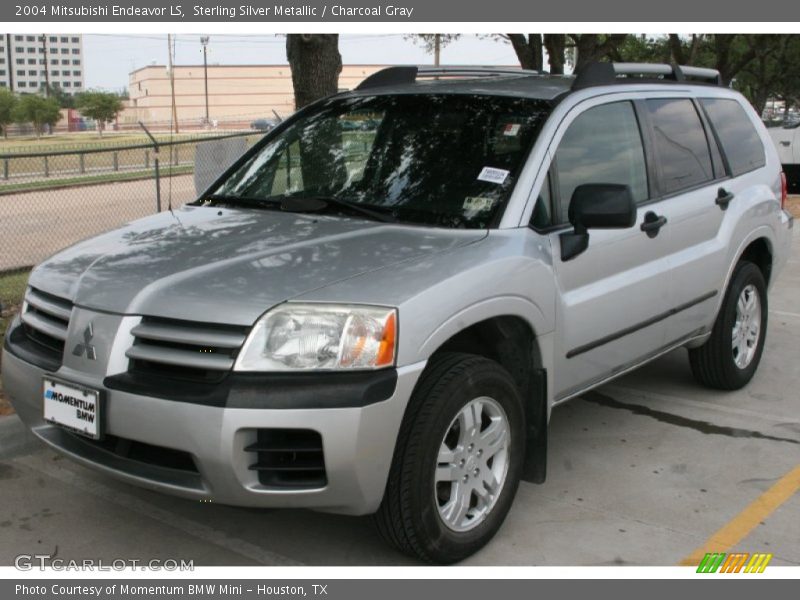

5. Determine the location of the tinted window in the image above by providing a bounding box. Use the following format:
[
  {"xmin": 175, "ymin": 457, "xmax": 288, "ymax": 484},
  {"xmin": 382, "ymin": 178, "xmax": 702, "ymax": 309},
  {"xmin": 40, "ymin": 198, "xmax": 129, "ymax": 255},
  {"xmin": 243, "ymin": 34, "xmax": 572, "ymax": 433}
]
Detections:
[
  {"xmin": 647, "ymin": 99, "xmax": 713, "ymax": 194},
  {"xmin": 554, "ymin": 101, "xmax": 648, "ymax": 221},
  {"xmin": 215, "ymin": 95, "xmax": 551, "ymax": 229},
  {"xmin": 701, "ymin": 98, "xmax": 766, "ymax": 176}
]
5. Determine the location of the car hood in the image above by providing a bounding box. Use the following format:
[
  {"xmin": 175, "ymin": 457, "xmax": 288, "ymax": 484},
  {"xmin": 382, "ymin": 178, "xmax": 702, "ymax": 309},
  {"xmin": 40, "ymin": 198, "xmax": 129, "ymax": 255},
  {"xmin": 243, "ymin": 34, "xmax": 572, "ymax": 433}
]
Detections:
[{"xmin": 28, "ymin": 206, "xmax": 485, "ymax": 326}]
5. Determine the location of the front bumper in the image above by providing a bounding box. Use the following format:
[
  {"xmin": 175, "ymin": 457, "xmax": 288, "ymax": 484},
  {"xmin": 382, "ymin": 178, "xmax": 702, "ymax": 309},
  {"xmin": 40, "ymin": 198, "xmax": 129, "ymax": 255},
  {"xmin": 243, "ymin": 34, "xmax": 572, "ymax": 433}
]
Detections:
[{"xmin": 2, "ymin": 328, "xmax": 425, "ymax": 515}]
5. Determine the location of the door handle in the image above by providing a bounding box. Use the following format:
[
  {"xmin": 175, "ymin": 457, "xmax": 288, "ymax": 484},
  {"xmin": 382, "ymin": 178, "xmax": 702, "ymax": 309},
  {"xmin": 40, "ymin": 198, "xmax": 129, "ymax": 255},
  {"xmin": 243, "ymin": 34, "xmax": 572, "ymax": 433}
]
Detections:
[
  {"xmin": 715, "ymin": 187, "xmax": 735, "ymax": 210},
  {"xmin": 640, "ymin": 211, "xmax": 667, "ymax": 238},
  {"xmin": 779, "ymin": 141, "xmax": 791, "ymax": 146}
]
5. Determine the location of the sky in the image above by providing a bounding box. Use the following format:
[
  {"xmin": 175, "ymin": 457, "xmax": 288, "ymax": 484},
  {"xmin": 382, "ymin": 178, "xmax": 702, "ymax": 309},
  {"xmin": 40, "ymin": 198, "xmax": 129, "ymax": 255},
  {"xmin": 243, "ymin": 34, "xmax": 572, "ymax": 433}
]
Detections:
[{"xmin": 83, "ymin": 34, "xmax": 523, "ymax": 91}]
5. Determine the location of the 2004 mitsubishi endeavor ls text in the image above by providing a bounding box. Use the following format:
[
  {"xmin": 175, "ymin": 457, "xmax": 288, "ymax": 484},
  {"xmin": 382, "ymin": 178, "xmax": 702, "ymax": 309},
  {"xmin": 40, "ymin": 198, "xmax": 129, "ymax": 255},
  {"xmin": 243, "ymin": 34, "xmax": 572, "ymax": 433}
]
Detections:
[{"xmin": 2, "ymin": 63, "xmax": 794, "ymax": 563}]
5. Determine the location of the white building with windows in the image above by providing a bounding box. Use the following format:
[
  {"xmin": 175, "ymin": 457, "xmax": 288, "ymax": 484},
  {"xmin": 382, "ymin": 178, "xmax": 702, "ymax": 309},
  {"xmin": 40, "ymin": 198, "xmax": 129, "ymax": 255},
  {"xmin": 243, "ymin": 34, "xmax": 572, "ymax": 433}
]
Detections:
[{"xmin": 0, "ymin": 34, "xmax": 84, "ymax": 94}]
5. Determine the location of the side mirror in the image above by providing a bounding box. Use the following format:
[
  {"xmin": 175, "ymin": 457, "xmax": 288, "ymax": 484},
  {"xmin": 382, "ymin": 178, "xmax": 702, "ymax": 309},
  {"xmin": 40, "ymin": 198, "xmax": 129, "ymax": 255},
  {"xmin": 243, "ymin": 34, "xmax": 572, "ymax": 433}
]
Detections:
[{"xmin": 560, "ymin": 183, "xmax": 637, "ymax": 261}]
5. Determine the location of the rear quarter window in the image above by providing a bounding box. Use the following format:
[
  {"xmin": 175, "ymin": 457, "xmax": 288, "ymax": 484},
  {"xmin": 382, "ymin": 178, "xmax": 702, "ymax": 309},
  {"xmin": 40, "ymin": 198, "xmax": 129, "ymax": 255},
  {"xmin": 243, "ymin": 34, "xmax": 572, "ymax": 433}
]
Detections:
[{"xmin": 701, "ymin": 98, "xmax": 766, "ymax": 176}]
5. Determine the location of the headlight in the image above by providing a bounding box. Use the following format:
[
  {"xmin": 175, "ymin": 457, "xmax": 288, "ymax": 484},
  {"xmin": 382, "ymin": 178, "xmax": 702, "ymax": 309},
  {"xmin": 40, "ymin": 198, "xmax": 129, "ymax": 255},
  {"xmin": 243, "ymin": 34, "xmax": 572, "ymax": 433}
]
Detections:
[{"xmin": 234, "ymin": 304, "xmax": 397, "ymax": 371}]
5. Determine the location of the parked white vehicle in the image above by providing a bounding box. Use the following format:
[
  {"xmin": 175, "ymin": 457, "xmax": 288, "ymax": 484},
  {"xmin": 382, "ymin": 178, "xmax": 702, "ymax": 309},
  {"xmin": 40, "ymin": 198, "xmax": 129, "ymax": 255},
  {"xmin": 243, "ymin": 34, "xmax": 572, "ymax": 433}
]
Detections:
[{"xmin": 769, "ymin": 122, "xmax": 800, "ymax": 192}]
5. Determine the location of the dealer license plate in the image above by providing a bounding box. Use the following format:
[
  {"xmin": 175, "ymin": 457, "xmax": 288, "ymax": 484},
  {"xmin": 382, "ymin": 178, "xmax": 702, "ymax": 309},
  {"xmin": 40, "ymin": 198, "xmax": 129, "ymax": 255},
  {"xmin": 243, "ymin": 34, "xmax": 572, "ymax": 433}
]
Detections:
[{"xmin": 43, "ymin": 377, "xmax": 101, "ymax": 440}]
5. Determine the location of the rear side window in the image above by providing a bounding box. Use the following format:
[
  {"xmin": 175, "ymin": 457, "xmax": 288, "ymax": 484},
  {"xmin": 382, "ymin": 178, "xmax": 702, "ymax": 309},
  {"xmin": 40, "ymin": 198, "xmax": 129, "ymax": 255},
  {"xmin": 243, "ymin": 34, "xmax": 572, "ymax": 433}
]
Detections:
[
  {"xmin": 701, "ymin": 98, "xmax": 766, "ymax": 176},
  {"xmin": 553, "ymin": 101, "xmax": 648, "ymax": 221},
  {"xmin": 646, "ymin": 99, "xmax": 714, "ymax": 195}
]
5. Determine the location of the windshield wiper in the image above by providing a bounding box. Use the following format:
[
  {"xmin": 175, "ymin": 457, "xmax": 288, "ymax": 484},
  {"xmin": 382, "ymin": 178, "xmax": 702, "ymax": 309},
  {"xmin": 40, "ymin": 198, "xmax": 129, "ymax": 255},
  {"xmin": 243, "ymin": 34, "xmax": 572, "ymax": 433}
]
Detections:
[
  {"xmin": 280, "ymin": 196, "xmax": 398, "ymax": 223},
  {"xmin": 202, "ymin": 194, "xmax": 282, "ymax": 210}
]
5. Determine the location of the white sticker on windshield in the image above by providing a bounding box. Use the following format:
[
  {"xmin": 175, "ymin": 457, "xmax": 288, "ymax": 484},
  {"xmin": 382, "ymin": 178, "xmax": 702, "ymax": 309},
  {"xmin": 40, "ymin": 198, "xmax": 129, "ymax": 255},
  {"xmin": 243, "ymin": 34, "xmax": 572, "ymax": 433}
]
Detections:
[
  {"xmin": 463, "ymin": 196, "xmax": 496, "ymax": 213},
  {"xmin": 503, "ymin": 123, "xmax": 521, "ymax": 137},
  {"xmin": 478, "ymin": 167, "xmax": 510, "ymax": 185}
]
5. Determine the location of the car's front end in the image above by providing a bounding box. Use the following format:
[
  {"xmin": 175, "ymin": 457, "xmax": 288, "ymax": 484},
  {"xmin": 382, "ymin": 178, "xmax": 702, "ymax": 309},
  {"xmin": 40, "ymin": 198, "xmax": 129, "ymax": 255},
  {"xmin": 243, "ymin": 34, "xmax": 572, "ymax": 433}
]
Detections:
[
  {"xmin": 0, "ymin": 203, "xmax": 488, "ymax": 514},
  {"xmin": 2, "ymin": 301, "xmax": 424, "ymax": 514}
]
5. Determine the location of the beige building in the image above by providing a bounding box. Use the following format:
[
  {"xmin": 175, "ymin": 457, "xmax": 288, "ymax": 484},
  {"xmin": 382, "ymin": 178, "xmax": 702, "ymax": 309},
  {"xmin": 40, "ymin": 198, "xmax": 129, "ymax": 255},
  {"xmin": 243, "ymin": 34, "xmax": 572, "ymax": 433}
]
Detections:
[{"xmin": 123, "ymin": 64, "xmax": 389, "ymax": 130}]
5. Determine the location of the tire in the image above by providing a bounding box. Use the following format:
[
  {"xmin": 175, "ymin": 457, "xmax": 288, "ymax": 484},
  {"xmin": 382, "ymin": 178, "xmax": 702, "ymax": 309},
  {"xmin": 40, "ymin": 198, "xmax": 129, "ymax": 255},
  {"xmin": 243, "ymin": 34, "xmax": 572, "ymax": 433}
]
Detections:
[
  {"xmin": 689, "ymin": 261, "xmax": 768, "ymax": 390},
  {"xmin": 374, "ymin": 352, "xmax": 525, "ymax": 564}
]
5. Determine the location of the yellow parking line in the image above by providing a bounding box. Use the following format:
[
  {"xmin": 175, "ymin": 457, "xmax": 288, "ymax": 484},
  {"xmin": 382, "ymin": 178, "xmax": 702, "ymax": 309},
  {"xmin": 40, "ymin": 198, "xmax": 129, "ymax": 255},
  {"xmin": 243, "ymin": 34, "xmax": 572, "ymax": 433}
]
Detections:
[{"xmin": 680, "ymin": 464, "xmax": 800, "ymax": 566}]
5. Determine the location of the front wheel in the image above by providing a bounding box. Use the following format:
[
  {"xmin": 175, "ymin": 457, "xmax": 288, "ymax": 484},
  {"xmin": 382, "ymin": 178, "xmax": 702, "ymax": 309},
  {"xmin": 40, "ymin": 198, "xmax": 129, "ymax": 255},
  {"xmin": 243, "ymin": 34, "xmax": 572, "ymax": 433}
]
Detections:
[
  {"xmin": 374, "ymin": 353, "xmax": 525, "ymax": 563},
  {"xmin": 689, "ymin": 261, "xmax": 768, "ymax": 390}
]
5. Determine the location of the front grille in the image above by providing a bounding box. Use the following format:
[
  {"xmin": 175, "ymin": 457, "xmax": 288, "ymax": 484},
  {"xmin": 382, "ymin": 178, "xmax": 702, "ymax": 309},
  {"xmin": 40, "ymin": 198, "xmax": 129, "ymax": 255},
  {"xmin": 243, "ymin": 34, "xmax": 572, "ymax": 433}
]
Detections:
[
  {"xmin": 127, "ymin": 316, "xmax": 248, "ymax": 382},
  {"xmin": 70, "ymin": 432, "xmax": 198, "ymax": 473},
  {"xmin": 246, "ymin": 429, "xmax": 327, "ymax": 489},
  {"xmin": 20, "ymin": 287, "xmax": 73, "ymax": 358}
]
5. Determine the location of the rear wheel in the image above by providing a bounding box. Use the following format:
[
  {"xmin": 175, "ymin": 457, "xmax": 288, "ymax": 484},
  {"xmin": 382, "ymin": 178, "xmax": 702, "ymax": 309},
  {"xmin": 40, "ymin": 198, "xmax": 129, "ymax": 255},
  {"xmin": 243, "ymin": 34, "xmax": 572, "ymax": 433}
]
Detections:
[
  {"xmin": 374, "ymin": 353, "xmax": 525, "ymax": 563},
  {"xmin": 689, "ymin": 261, "xmax": 768, "ymax": 390}
]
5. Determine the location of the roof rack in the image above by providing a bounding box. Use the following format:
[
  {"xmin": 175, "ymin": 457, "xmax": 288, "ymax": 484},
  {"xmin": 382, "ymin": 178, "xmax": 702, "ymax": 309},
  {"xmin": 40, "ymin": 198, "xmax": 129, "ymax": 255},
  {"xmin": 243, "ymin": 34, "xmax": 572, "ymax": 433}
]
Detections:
[
  {"xmin": 572, "ymin": 62, "xmax": 723, "ymax": 90},
  {"xmin": 357, "ymin": 65, "xmax": 539, "ymax": 90}
]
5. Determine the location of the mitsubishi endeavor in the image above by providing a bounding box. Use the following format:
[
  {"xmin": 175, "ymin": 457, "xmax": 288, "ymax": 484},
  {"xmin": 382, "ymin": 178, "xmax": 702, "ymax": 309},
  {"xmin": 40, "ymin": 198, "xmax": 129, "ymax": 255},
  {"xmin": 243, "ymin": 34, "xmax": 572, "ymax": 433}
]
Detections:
[{"xmin": 2, "ymin": 63, "xmax": 794, "ymax": 563}]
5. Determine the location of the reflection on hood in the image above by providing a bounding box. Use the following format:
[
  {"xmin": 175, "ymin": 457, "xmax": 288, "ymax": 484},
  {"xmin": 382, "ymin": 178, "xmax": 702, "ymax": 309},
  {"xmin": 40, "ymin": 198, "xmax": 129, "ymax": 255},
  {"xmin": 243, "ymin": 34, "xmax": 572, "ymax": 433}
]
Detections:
[{"xmin": 29, "ymin": 205, "xmax": 485, "ymax": 325}]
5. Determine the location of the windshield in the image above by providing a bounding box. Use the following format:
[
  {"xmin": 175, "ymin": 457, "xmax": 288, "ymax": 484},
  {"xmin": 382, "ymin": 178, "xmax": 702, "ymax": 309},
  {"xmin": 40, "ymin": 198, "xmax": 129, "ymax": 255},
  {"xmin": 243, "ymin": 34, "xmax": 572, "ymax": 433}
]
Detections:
[{"xmin": 212, "ymin": 94, "xmax": 551, "ymax": 228}]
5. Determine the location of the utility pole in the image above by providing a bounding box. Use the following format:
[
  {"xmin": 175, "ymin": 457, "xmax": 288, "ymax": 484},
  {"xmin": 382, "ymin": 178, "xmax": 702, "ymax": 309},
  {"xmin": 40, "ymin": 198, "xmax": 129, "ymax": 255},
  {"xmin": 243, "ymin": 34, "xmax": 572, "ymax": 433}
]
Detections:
[
  {"xmin": 434, "ymin": 34, "xmax": 441, "ymax": 66},
  {"xmin": 41, "ymin": 34, "xmax": 50, "ymax": 97},
  {"xmin": 6, "ymin": 34, "xmax": 14, "ymax": 92},
  {"xmin": 200, "ymin": 36, "xmax": 210, "ymax": 126},
  {"xmin": 167, "ymin": 34, "xmax": 179, "ymax": 133},
  {"xmin": 41, "ymin": 35, "xmax": 52, "ymax": 135}
]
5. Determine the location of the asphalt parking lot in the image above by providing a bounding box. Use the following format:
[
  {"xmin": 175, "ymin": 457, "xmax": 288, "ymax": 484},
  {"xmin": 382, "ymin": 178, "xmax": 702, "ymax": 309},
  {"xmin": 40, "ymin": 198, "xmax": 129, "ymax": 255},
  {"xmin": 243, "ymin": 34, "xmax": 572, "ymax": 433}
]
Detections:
[{"xmin": 0, "ymin": 230, "xmax": 797, "ymax": 567}]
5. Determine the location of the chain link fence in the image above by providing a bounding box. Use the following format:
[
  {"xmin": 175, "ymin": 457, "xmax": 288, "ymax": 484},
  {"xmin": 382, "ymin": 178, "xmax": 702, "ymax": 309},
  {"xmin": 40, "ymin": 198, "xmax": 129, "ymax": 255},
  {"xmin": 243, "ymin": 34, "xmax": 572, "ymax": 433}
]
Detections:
[{"xmin": 0, "ymin": 131, "xmax": 263, "ymax": 277}]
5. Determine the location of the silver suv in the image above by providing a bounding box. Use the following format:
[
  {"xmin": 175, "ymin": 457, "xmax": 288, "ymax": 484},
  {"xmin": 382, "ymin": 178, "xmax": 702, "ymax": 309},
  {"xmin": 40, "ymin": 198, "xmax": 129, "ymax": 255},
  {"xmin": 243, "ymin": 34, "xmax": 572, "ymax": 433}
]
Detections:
[{"xmin": 2, "ymin": 63, "xmax": 794, "ymax": 563}]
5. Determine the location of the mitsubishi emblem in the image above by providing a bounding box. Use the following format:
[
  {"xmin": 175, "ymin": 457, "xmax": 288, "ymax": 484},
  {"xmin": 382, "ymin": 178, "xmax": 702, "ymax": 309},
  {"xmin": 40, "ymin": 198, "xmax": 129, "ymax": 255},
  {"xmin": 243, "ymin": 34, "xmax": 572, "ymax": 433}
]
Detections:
[{"xmin": 72, "ymin": 322, "xmax": 97, "ymax": 360}]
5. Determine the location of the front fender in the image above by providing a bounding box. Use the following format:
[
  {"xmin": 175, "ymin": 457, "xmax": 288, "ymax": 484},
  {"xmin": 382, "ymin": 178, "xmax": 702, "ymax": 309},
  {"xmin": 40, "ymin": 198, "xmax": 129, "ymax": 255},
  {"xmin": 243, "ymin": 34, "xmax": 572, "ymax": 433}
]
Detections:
[{"xmin": 417, "ymin": 295, "xmax": 549, "ymax": 360}]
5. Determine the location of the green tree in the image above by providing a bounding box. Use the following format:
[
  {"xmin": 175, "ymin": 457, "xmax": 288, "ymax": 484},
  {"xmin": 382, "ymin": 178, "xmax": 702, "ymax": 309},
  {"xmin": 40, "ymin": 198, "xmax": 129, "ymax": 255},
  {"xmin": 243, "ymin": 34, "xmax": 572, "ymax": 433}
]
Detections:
[
  {"xmin": 12, "ymin": 94, "xmax": 62, "ymax": 138},
  {"xmin": 405, "ymin": 34, "xmax": 462, "ymax": 65},
  {"xmin": 708, "ymin": 35, "xmax": 758, "ymax": 87},
  {"xmin": 39, "ymin": 83, "xmax": 75, "ymax": 109},
  {"xmin": 485, "ymin": 34, "xmax": 552, "ymax": 72},
  {"xmin": 770, "ymin": 36, "xmax": 800, "ymax": 116},
  {"xmin": 0, "ymin": 88, "xmax": 17, "ymax": 139},
  {"xmin": 74, "ymin": 91, "xmax": 124, "ymax": 136},
  {"xmin": 570, "ymin": 34, "xmax": 629, "ymax": 71},
  {"xmin": 612, "ymin": 35, "xmax": 673, "ymax": 63},
  {"xmin": 286, "ymin": 34, "xmax": 342, "ymax": 109},
  {"xmin": 667, "ymin": 34, "xmax": 706, "ymax": 66},
  {"xmin": 544, "ymin": 34, "xmax": 567, "ymax": 74},
  {"xmin": 504, "ymin": 34, "xmax": 543, "ymax": 71},
  {"xmin": 504, "ymin": 34, "xmax": 629, "ymax": 74},
  {"xmin": 733, "ymin": 36, "xmax": 783, "ymax": 116}
]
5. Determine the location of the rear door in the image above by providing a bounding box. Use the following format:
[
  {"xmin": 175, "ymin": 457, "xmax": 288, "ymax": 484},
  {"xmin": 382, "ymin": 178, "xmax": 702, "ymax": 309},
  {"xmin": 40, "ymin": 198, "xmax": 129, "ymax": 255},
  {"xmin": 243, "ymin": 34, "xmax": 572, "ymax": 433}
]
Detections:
[
  {"xmin": 542, "ymin": 98, "xmax": 673, "ymax": 401},
  {"xmin": 638, "ymin": 96, "xmax": 728, "ymax": 341},
  {"xmin": 651, "ymin": 96, "xmax": 768, "ymax": 340}
]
